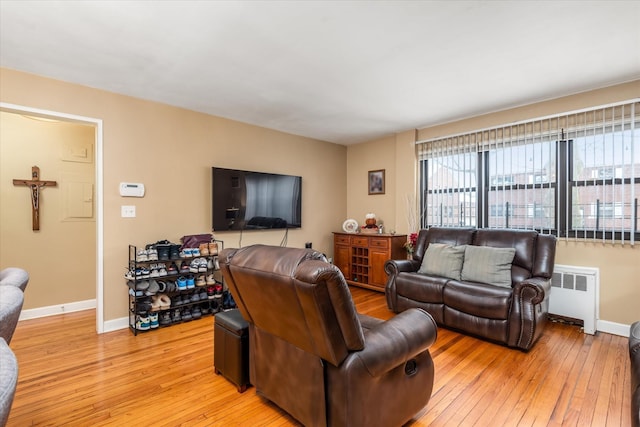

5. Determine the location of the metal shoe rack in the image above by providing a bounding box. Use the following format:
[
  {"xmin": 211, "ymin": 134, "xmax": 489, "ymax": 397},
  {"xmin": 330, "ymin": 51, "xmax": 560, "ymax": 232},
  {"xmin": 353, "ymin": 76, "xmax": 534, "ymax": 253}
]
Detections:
[{"xmin": 126, "ymin": 240, "xmax": 228, "ymax": 335}]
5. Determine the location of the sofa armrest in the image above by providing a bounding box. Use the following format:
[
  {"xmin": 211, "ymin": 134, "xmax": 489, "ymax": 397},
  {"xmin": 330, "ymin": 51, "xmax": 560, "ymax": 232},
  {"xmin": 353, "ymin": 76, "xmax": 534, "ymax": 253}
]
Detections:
[
  {"xmin": 509, "ymin": 277, "xmax": 551, "ymax": 350},
  {"xmin": 384, "ymin": 259, "xmax": 421, "ymax": 312},
  {"xmin": 384, "ymin": 259, "xmax": 420, "ymax": 276},
  {"xmin": 354, "ymin": 308, "xmax": 437, "ymax": 377},
  {"xmin": 513, "ymin": 277, "xmax": 551, "ymax": 305}
]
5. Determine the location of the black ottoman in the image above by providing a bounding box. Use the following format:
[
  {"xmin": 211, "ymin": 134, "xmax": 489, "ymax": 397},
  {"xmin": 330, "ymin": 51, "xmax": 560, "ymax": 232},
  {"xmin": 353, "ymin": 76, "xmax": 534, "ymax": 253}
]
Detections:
[{"xmin": 214, "ymin": 309, "xmax": 250, "ymax": 392}]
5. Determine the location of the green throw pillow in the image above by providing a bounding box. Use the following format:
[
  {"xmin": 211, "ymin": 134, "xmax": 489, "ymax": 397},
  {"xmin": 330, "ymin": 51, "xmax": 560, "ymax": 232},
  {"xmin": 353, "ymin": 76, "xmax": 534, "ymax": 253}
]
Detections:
[
  {"xmin": 417, "ymin": 243, "xmax": 466, "ymax": 280},
  {"xmin": 460, "ymin": 245, "xmax": 516, "ymax": 287}
]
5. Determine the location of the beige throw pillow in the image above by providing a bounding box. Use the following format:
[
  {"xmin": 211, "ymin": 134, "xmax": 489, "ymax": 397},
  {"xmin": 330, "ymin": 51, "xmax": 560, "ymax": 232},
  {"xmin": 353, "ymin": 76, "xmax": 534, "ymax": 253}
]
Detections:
[
  {"xmin": 417, "ymin": 243, "xmax": 466, "ymax": 280},
  {"xmin": 461, "ymin": 245, "xmax": 516, "ymax": 287}
]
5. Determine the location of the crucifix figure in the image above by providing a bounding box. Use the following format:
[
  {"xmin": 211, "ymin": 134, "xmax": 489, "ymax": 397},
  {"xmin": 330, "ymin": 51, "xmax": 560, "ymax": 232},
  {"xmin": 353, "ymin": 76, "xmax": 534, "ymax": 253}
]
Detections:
[{"xmin": 12, "ymin": 166, "xmax": 57, "ymax": 231}]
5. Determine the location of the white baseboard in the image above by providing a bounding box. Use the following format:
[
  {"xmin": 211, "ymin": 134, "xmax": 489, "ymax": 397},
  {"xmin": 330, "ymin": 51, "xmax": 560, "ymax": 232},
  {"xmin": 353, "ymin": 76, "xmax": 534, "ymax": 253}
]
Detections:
[
  {"xmin": 19, "ymin": 299, "xmax": 97, "ymax": 321},
  {"xmin": 103, "ymin": 317, "xmax": 129, "ymax": 333},
  {"xmin": 597, "ymin": 319, "xmax": 631, "ymax": 337}
]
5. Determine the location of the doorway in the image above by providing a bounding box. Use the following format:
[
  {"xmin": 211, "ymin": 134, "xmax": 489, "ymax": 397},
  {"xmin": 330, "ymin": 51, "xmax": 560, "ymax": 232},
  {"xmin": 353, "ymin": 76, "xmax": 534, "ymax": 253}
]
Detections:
[{"xmin": 0, "ymin": 102, "xmax": 104, "ymax": 333}]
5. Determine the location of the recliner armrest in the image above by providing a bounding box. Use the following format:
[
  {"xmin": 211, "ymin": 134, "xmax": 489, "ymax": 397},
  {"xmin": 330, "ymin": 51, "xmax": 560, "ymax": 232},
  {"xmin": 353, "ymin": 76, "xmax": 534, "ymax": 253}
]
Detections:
[
  {"xmin": 513, "ymin": 277, "xmax": 551, "ymax": 305},
  {"xmin": 384, "ymin": 259, "xmax": 421, "ymax": 276},
  {"xmin": 354, "ymin": 308, "xmax": 437, "ymax": 377}
]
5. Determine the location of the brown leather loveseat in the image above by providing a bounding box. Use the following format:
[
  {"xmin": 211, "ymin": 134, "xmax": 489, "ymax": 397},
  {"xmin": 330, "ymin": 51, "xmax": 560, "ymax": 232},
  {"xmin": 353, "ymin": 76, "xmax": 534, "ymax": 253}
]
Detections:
[
  {"xmin": 385, "ymin": 227, "xmax": 556, "ymax": 351},
  {"xmin": 220, "ymin": 245, "xmax": 438, "ymax": 427}
]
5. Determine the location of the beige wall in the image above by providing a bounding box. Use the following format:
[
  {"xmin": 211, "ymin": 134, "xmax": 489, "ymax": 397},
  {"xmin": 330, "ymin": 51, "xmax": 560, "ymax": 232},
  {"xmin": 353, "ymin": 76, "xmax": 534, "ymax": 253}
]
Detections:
[
  {"xmin": 347, "ymin": 80, "xmax": 640, "ymax": 326},
  {"xmin": 2, "ymin": 65, "xmax": 638, "ymax": 327},
  {"xmin": 0, "ymin": 67, "xmax": 347, "ymax": 322},
  {"xmin": 0, "ymin": 112, "xmax": 96, "ymax": 309}
]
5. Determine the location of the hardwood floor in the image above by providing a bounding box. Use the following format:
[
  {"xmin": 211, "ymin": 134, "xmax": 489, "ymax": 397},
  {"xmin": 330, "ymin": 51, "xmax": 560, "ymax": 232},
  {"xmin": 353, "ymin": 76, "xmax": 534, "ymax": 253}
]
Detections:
[{"xmin": 7, "ymin": 287, "xmax": 632, "ymax": 426}]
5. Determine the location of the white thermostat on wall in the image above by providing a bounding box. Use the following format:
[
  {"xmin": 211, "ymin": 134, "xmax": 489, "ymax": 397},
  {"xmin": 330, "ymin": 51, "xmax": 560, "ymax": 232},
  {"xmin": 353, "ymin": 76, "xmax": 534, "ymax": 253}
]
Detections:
[{"xmin": 119, "ymin": 182, "xmax": 145, "ymax": 197}]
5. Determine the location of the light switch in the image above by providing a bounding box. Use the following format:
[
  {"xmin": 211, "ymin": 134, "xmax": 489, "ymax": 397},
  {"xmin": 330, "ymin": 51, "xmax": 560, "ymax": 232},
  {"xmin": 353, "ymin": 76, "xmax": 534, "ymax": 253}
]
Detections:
[{"xmin": 121, "ymin": 205, "xmax": 136, "ymax": 218}]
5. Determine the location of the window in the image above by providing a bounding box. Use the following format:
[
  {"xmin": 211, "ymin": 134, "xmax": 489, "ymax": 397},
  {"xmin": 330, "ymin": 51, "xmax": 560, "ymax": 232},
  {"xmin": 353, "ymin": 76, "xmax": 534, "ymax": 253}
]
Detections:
[
  {"xmin": 418, "ymin": 100, "xmax": 640, "ymax": 244},
  {"xmin": 570, "ymin": 126, "xmax": 640, "ymax": 240}
]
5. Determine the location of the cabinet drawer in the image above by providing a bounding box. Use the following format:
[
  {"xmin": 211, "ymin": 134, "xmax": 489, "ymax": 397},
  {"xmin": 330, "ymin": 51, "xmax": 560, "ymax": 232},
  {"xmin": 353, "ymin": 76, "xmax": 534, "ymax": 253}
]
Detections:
[
  {"xmin": 335, "ymin": 235, "xmax": 350, "ymax": 245},
  {"xmin": 369, "ymin": 238, "xmax": 388, "ymax": 249},
  {"xmin": 350, "ymin": 236, "xmax": 369, "ymax": 247}
]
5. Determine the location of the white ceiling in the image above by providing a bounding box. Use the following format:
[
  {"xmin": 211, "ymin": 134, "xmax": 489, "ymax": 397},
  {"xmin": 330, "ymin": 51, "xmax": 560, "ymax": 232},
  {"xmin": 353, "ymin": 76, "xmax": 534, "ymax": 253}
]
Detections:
[{"xmin": 1, "ymin": 1, "xmax": 639, "ymax": 145}]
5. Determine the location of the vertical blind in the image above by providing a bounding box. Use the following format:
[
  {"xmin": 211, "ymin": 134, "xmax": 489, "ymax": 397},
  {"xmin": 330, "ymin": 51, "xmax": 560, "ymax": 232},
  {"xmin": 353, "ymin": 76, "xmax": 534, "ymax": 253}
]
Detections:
[{"xmin": 417, "ymin": 99, "xmax": 639, "ymax": 245}]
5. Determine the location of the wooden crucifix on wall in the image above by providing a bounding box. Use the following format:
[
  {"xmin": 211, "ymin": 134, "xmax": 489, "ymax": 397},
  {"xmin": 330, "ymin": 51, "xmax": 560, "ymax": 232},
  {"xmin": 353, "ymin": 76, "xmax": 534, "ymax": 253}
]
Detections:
[{"xmin": 12, "ymin": 166, "xmax": 57, "ymax": 231}]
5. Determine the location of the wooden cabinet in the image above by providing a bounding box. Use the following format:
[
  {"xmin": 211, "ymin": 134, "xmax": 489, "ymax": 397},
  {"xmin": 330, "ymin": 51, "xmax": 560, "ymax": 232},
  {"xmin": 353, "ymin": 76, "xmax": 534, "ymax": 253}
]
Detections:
[{"xmin": 333, "ymin": 232, "xmax": 407, "ymax": 292}]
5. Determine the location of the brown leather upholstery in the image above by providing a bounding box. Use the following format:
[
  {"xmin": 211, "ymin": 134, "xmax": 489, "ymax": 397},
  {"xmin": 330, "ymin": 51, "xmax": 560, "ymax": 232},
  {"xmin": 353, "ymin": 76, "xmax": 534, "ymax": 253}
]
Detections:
[
  {"xmin": 220, "ymin": 245, "xmax": 438, "ymax": 427},
  {"xmin": 631, "ymin": 321, "xmax": 640, "ymax": 427},
  {"xmin": 385, "ymin": 227, "xmax": 556, "ymax": 350}
]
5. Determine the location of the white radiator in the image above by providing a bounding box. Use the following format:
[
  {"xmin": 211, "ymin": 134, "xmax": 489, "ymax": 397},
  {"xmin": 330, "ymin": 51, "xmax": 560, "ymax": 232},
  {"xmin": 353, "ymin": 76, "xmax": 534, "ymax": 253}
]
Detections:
[{"xmin": 548, "ymin": 264, "xmax": 599, "ymax": 335}]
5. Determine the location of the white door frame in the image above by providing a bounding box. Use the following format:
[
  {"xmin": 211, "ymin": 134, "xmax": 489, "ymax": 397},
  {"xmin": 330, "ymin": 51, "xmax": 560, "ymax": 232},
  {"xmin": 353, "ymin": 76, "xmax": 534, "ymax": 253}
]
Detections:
[{"xmin": 1, "ymin": 102, "xmax": 105, "ymax": 333}]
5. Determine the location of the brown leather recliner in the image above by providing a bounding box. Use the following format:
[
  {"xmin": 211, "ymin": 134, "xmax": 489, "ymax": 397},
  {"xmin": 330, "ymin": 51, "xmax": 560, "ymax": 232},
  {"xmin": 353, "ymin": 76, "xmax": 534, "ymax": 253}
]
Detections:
[{"xmin": 220, "ymin": 245, "xmax": 438, "ymax": 427}]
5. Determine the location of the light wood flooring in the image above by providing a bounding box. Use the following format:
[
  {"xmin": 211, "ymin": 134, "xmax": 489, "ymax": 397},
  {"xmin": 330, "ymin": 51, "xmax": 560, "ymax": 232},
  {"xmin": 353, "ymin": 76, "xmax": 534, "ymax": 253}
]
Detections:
[{"xmin": 6, "ymin": 287, "xmax": 632, "ymax": 426}]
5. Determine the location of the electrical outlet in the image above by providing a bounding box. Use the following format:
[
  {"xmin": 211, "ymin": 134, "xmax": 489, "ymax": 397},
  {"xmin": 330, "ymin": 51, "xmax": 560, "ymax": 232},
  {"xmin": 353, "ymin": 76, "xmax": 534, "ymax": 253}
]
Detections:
[{"xmin": 121, "ymin": 205, "xmax": 136, "ymax": 218}]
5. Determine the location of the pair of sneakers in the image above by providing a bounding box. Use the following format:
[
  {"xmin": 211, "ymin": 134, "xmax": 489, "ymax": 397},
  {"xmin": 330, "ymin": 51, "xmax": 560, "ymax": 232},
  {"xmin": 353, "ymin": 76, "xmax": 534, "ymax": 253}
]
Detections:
[
  {"xmin": 136, "ymin": 248, "xmax": 159, "ymax": 261},
  {"xmin": 136, "ymin": 312, "xmax": 159, "ymax": 330},
  {"xmin": 180, "ymin": 247, "xmax": 201, "ymax": 258},
  {"xmin": 189, "ymin": 258, "xmax": 208, "ymax": 273},
  {"xmin": 177, "ymin": 276, "xmax": 195, "ymax": 290},
  {"xmin": 198, "ymin": 242, "xmax": 219, "ymax": 257}
]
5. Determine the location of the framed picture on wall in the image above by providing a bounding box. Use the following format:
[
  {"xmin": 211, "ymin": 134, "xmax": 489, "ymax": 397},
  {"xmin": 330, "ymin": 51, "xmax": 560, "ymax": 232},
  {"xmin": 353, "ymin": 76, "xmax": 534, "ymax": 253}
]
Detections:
[{"xmin": 368, "ymin": 169, "xmax": 385, "ymax": 195}]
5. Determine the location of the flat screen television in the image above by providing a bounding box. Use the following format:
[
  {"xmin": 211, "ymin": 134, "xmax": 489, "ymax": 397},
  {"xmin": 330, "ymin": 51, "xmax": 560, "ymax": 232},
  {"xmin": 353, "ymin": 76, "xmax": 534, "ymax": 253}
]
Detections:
[{"xmin": 212, "ymin": 167, "xmax": 302, "ymax": 231}]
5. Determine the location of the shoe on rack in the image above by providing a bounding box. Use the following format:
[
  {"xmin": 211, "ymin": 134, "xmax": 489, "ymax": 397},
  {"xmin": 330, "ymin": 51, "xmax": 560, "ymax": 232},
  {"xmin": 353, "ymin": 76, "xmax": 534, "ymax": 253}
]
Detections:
[
  {"xmin": 199, "ymin": 243, "xmax": 210, "ymax": 257},
  {"xmin": 189, "ymin": 259, "xmax": 200, "ymax": 274},
  {"xmin": 179, "ymin": 261, "xmax": 191, "ymax": 274},
  {"xmin": 211, "ymin": 299, "xmax": 220, "ymax": 314},
  {"xmin": 149, "ymin": 264, "xmax": 160, "ymax": 278},
  {"xmin": 158, "ymin": 294, "xmax": 171, "ymax": 309},
  {"xmin": 177, "ymin": 276, "xmax": 188, "ymax": 291},
  {"xmin": 181, "ymin": 308, "xmax": 193, "ymax": 322},
  {"xmin": 214, "ymin": 283, "xmax": 223, "ymax": 295},
  {"xmin": 186, "ymin": 275, "xmax": 195, "ymax": 289},
  {"xmin": 146, "ymin": 280, "xmax": 160, "ymax": 295},
  {"xmin": 191, "ymin": 247, "xmax": 201, "ymax": 257},
  {"xmin": 124, "ymin": 269, "xmax": 137, "ymax": 280},
  {"xmin": 156, "ymin": 280, "xmax": 167, "ymax": 293},
  {"xmin": 222, "ymin": 290, "xmax": 236, "ymax": 311},
  {"xmin": 156, "ymin": 243, "xmax": 170, "ymax": 261},
  {"xmin": 136, "ymin": 249, "xmax": 149, "ymax": 262},
  {"xmin": 157, "ymin": 263, "xmax": 167, "ymax": 277},
  {"xmin": 192, "ymin": 306, "xmax": 202, "ymax": 319},
  {"xmin": 136, "ymin": 312, "xmax": 150, "ymax": 331},
  {"xmin": 151, "ymin": 295, "xmax": 161, "ymax": 312},
  {"xmin": 207, "ymin": 286, "xmax": 215, "ymax": 300},
  {"xmin": 209, "ymin": 242, "xmax": 219, "ymax": 256},
  {"xmin": 190, "ymin": 291, "xmax": 200, "ymax": 303},
  {"xmin": 171, "ymin": 308, "xmax": 182, "ymax": 323},
  {"xmin": 165, "ymin": 280, "xmax": 176, "ymax": 292},
  {"xmin": 200, "ymin": 303, "xmax": 210, "ymax": 315},
  {"xmin": 159, "ymin": 311, "xmax": 172, "ymax": 326},
  {"xmin": 198, "ymin": 258, "xmax": 208, "ymax": 273},
  {"xmin": 147, "ymin": 247, "xmax": 159, "ymax": 261},
  {"xmin": 172, "ymin": 295, "xmax": 183, "ymax": 306},
  {"xmin": 167, "ymin": 262, "xmax": 178, "ymax": 275},
  {"xmin": 170, "ymin": 244, "xmax": 181, "ymax": 260},
  {"xmin": 195, "ymin": 274, "xmax": 206, "ymax": 287},
  {"xmin": 149, "ymin": 312, "xmax": 159, "ymax": 328},
  {"xmin": 206, "ymin": 273, "xmax": 216, "ymax": 285},
  {"xmin": 136, "ymin": 297, "xmax": 153, "ymax": 313}
]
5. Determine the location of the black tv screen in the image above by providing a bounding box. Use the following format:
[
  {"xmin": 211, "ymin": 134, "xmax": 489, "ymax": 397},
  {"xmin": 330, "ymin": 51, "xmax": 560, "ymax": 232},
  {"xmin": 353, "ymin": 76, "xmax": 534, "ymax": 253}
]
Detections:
[{"xmin": 212, "ymin": 167, "xmax": 302, "ymax": 231}]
